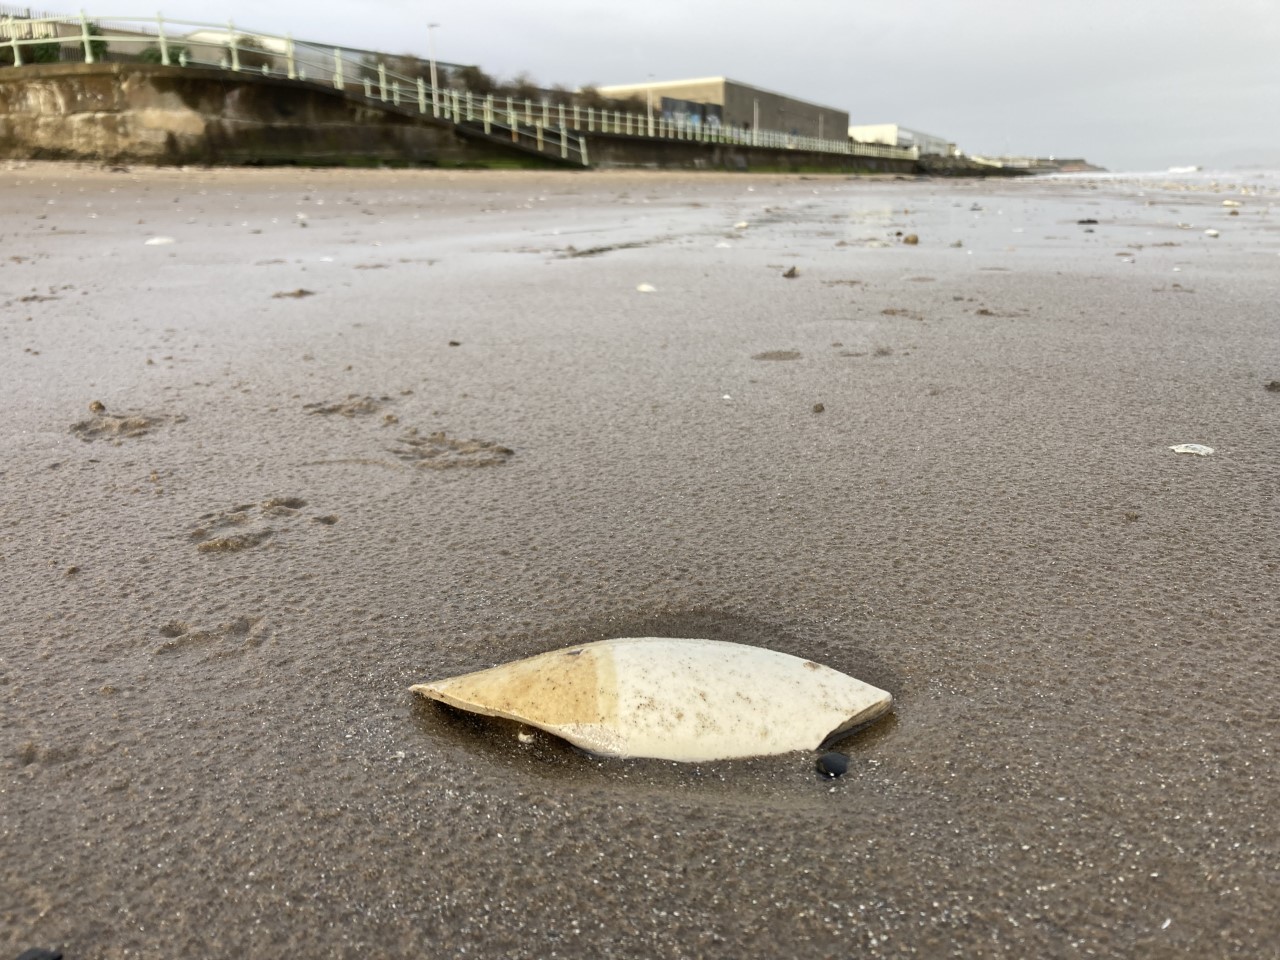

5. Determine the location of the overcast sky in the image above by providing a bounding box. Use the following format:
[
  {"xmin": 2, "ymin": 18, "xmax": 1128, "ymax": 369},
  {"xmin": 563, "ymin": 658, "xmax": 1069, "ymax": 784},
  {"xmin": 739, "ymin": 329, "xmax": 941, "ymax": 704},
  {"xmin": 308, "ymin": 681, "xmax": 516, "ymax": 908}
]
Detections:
[{"xmin": 142, "ymin": 0, "xmax": 1278, "ymax": 171}]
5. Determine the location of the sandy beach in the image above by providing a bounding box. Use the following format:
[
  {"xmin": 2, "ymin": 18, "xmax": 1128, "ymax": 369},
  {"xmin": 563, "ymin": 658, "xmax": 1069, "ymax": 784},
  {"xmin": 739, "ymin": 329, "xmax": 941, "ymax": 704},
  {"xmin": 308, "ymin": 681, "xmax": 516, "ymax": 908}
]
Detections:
[{"xmin": 2, "ymin": 162, "xmax": 1277, "ymax": 959}]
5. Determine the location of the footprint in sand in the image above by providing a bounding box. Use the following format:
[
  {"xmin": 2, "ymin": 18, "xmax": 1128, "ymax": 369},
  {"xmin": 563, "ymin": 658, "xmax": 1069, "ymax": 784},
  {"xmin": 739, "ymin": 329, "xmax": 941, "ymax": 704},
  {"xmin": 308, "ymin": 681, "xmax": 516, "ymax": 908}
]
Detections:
[
  {"xmin": 155, "ymin": 614, "xmax": 272, "ymax": 656},
  {"xmin": 70, "ymin": 401, "xmax": 184, "ymax": 443},
  {"xmin": 390, "ymin": 429, "xmax": 514, "ymax": 469},
  {"xmin": 752, "ymin": 350, "xmax": 802, "ymax": 361},
  {"xmin": 303, "ymin": 395, "xmax": 391, "ymax": 417},
  {"xmin": 189, "ymin": 496, "xmax": 330, "ymax": 553}
]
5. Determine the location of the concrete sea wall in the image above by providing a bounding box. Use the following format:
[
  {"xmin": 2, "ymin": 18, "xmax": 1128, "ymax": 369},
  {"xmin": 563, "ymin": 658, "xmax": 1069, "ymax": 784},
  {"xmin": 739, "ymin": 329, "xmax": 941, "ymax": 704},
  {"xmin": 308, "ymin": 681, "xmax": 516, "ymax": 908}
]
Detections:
[
  {"xmin": 584, "ymin": 132, "xmax": 916, "ymax": 173},
  {"xmin": 0, "ymin": 63, "xmax": 516, "ymax": 166},
  {"xmin": 1, "ymin": 63, "xmax": 918, "ymax": 172}
]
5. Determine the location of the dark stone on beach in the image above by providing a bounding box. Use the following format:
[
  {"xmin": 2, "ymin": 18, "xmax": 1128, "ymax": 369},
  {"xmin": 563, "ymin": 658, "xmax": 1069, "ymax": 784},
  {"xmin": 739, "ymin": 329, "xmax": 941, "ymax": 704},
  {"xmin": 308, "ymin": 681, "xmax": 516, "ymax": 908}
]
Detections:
[
  {"xmin": 812, "ymin": 403, "xmax": 825, "ymax": 413},
  {"xmin": 903, "ymin": 234, "xmax": 919, "ymax": 245},
  {"xmin": 17, "ymin": 949, "xmax": 64, "ymax": 960},
  {"xmin": 1077, "ymin": 219, "xmax": 1099, "ymax": 225},
  {"xmin": 1264, "ymin": 380, "xmax": 1280, "ymax": 393},
  {"xmin": 88, "ymin": 400, "xmax": 105, "ymax": 413},
  {"xmin": 448, "ymin": 340, "xmax": 461, "ymax": 346},
  {"xmin": 816, "ymin": 752, "xmax": 849, "ymax": 778},
  {"xmin": 782, "ymin": 266, "xmax": 799, "ymax": 278}
]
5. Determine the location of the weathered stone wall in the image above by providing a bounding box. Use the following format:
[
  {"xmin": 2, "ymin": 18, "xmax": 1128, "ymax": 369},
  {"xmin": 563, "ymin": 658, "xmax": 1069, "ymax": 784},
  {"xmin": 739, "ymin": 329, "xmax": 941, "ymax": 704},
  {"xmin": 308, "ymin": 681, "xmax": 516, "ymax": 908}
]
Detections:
[{"xmin": 0, "ymin": 62, "xmax": 519, "ymax": 165}]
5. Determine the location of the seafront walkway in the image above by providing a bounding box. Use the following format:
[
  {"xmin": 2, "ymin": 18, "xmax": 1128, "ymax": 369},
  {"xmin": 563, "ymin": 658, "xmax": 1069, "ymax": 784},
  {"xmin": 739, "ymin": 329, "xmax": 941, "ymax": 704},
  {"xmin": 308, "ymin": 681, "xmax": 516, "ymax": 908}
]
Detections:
[{"xmin": 1, "ymin": 10, "xmax": 918, "ymax": 167}]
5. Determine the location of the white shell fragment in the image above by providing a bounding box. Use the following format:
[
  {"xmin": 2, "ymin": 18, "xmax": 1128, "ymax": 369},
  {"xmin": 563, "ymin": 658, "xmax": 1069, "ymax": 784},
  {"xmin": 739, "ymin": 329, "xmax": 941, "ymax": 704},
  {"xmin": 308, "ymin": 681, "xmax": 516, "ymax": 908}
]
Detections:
[
  {"xmin": 1170, "ymin": 443, "xmax": 1214, "ymax": 456},
  {"xmin": 635, "ymin": 283, "xmax": 656, "ymax": 293},
  {"xmin": 1204, "ymin": 229, "xmax": 1220, "ymax": 238},
  {"xmin": 412, "ymin": 637, "xmax": 892, "ymax": 762},
  {"xmin": 144, "ymin": 236, "xmax": 176, "ymax": 245}
]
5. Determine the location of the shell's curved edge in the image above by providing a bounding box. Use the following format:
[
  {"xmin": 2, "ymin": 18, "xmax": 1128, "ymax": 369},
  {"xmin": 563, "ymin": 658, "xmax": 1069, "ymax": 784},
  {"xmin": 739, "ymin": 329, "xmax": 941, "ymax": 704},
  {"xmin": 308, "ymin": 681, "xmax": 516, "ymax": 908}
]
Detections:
[
  {"xmin": 818, "ymin": 697, "xmax": 894, "ymax": 749},
  {"xmin": 412, "ymin": 637, "xmax": 893, "ymax": 762}
]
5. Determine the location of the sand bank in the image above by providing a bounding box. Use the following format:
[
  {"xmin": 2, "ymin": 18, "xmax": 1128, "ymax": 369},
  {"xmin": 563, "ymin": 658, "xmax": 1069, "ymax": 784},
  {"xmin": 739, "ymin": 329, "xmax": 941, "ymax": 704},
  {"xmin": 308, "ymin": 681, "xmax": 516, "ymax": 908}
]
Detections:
[{"xmin": 2, "ymin": 162, "xmax": 1278, "ymax": 958}]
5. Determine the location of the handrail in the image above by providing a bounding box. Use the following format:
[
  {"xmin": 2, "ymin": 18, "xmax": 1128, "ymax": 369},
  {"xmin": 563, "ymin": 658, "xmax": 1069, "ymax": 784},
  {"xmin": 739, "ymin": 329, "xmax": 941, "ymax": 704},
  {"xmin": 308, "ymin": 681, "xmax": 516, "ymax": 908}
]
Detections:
[{"xmin": 0, "ymin": 12, "xmax": 919, "ymax": 166}]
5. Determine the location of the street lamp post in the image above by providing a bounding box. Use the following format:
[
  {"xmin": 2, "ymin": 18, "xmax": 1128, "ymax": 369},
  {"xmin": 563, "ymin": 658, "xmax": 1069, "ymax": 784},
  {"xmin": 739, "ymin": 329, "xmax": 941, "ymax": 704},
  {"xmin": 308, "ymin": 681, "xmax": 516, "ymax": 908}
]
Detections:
[{"xmin": 427, "ymin": 22, "xmax": 440, "ymax": 118}]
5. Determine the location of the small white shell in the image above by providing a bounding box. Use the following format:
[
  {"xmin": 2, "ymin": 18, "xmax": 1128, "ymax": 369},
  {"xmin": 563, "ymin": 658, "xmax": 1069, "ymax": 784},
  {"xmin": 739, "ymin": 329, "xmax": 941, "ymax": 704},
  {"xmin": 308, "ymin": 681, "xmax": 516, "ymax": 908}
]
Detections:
[{"xmin": 1170, "ymin": 443, "xmax": 1214, "ymax": 456}]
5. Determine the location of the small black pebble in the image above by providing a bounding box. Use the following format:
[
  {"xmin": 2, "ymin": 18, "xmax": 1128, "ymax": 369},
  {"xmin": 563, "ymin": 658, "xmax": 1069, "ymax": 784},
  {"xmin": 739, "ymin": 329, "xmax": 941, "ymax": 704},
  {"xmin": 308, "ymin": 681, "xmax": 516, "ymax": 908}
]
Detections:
[
  {"xmin": 448, "ymin": 340, "xmax": 461, "ymax": 347},
  {"xmin": 816, "ymin": 751, "xmax": 849, "ymax": 778},
  {"xmin": 18, "ymin": 949, "xmax": 64, "ymax": 960}
]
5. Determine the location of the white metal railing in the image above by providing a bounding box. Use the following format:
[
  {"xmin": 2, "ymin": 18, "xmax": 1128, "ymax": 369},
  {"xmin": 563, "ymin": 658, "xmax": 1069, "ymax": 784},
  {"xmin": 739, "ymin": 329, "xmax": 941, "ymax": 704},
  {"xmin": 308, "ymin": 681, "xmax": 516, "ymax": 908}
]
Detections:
[{"xmin": 0, "ymin": 12, "xmax": 917, "ymax": 166}]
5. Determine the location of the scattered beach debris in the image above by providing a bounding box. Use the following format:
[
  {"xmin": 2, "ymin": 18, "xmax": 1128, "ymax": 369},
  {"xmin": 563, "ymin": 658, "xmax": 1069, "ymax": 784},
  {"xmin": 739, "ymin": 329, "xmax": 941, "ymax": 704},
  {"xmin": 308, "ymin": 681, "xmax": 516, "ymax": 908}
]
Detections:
[
  {"xmin": 782, "ymin": 266, "xmax": 799, "ymax": 278},
  {"xmin": 1204, "ymin": 229, "xmax": 1220, "ymax": 238},
  {"xmin": 635, "ymin": 283, "xmax": 656, "ymax": 293},
  {"xmin": 812, "ymin": 403, "xmax": 825, "ymax": 414},
  {"xmin": 1169, "ymin": 443, "xmax": 1214, "ymax": 456},
  {"xmin": 902, "ymin": 234, "xmax": 919, "ymax": 245},
  {"xmin": 816, "ymin": 752, "xmax": 849, "ymax": 778},
  {"xmin": 1265, "ymin": 380, "xmax": 1280, "ymax": 393},
  {"xmin": 144, "ymin": 236, "xmax": 175, "ymax": 245},
  {"xmin": 412, "ymin": 637, "xmax": 892, "ymax": 762},
  {"xmin": 560, "ymin": 240, "xmax": 655, "ymax": 259},
  {"xmin": 950, "ymin": 240, "xmax": 964, "ymax": 248},
  {"xmin": 273, "ymin": 288, "xmax": 316, "ymax": 298}
]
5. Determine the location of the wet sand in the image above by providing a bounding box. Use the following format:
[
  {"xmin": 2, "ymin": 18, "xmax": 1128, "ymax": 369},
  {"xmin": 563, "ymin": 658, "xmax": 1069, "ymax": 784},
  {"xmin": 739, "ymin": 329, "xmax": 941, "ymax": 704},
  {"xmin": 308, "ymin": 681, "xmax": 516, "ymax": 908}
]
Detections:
[{"xmin": 2, "ymin": 163, "xmax": 1277, "ymax": 959}]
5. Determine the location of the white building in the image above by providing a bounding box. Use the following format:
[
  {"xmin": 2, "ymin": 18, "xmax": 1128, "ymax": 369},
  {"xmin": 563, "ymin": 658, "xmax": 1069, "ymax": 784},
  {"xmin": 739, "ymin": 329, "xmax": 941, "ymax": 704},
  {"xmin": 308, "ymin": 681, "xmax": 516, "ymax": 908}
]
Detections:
[{"xmin": 849, "ymin": 123, "xmax": 955, "ymax": 157}]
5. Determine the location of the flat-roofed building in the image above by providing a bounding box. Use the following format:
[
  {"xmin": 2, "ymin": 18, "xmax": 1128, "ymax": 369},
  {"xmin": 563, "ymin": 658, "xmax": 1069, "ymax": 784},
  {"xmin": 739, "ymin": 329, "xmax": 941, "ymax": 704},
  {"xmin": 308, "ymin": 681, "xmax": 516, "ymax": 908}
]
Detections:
[
  {"xmin": 849, "ymin": 123, "xmax": 954, "ymax": 156},
  {"xmin": 595, "ymin": 77, "xmax": 848, "ymax": 140}
]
